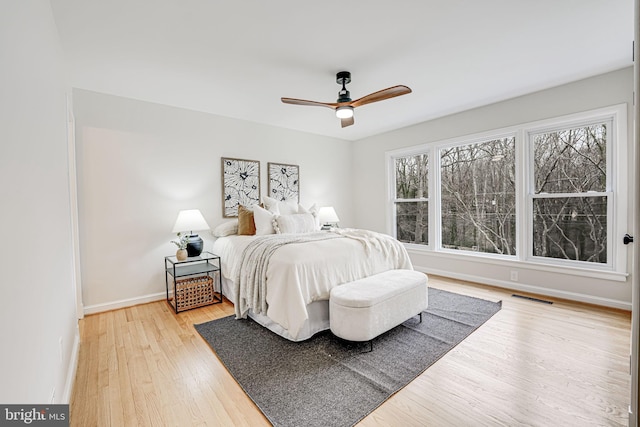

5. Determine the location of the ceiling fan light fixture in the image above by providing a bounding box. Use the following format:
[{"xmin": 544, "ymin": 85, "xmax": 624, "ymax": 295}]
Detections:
[{"xmin": 336, "ymin": 106, "xmax": 354, "ymax": 119}]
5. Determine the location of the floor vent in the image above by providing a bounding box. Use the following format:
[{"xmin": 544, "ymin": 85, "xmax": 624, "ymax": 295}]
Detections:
[{"xmin": 511, "ymin": 294, "xmax": 553, "ymax": 304}]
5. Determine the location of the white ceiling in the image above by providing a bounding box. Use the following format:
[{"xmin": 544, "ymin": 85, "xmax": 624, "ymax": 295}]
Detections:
[{"xmin": 50, "ymin": 1, "xmax": 634, "ymax": 141}]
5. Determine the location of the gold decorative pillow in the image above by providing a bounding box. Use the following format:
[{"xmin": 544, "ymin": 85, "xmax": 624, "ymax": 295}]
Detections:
[{"xmin": 237, "ymin": 205, "xmax": 256, "ymax": 235}]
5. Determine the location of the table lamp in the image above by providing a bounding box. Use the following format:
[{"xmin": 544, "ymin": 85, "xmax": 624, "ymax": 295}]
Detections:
[
  {"xmin": 318, "ymin": 206, "xmax": 340, "ymax": 230},
  {"xmin": 172, "ymin": 209, "xmax": 210, "ymax": 257}
]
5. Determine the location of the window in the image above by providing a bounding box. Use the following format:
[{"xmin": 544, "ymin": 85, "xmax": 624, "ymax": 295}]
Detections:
[
  {"xmin": 530, "ymin": 122, "xmax": 610, "ymax": 264},
  {"xmin": 387, "ymin": 105, "xmax": 627, "ymax": 274},
  {"xmin": 440, "ymin": 137, "xmax": 516, "ymax": 255},
  {"xmin": 394, "ymin": 153, "xmax": 428, "ymax": 245}
]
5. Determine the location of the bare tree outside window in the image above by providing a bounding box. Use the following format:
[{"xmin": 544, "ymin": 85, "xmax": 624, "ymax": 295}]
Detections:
[
  {"xmin": 440, "ymin": 137, "xmax": 516, "ymax": 255},
  {"xmin": 532, "ymin": 124, "xmax": 608, "ymax": 263}
]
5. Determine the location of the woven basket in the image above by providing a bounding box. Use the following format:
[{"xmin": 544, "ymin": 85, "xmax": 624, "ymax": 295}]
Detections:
[{"xmin": 171, "ymin": 275, "xmax": 215, "ymax": 311}]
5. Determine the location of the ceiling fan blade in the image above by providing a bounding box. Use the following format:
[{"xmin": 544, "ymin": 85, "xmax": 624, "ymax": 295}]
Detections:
[
  {"xmin": 281, "ymin": 97, "xmax": 338, "ymax": 109},
  {"xmin": 350, "ymin": 85, "xmax": 412, "ymax": 108},
  {"xmin": 341, "ymin": 116, "xmax": 355, "ymax": 128}
]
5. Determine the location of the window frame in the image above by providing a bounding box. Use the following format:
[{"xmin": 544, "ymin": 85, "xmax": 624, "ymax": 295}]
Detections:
[
  {"xmin": 386, "ymin": 104, "xmax": 628, "ymax": 277},
  {"xmin": 436, "ymin": 132, "xmax": 518, "ymax": 258},
  {"xmin": 524, "ymin": 111, "xmax": 623, "ymax": 272},
  {"xmin": 389, "ymin": 145, "xmax": 435, "ymax": 250}
]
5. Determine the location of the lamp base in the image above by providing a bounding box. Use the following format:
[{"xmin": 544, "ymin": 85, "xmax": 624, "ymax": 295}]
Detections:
[{"xmin": 186, "ymin": 234, "xmax": 204, "ymax": 257}]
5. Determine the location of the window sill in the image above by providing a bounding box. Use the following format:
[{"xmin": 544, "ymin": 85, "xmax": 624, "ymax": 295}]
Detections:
[{"xmin": 404, "ymin": 244, "xmax": 629, "ymax": 283}]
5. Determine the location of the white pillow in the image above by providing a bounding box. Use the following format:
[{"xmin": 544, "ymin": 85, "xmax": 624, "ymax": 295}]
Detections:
[
  {"xmin": 212, "ymin": 220, "xmax": 238, "ymax": 237},
  {"xmin": 263, "ymin": 195, "xmax": 299, "ymax": 215},
  {"xmin": 273, "ymin": 213, "xmax": 317, "ymax": 234},
  {"xmin": 298, "ymin": 203, "xmax": 320, "ymax": 230},
  {"xmin": 254, "ymin": 204, "xmax": 279, "ymax": 235}
]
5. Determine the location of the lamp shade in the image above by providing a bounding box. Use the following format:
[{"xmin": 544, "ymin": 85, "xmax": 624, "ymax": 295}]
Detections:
[
  {"xmin": 172, "ymin": 210, "xmax": 210, "ymax": 257},
  {"xmin": 172, "ymin": 209, "xmax": 210, "ymax": 233},
  {"xmin": 318, "ymin": 206, "xmax": 340, "ymax": 224}
]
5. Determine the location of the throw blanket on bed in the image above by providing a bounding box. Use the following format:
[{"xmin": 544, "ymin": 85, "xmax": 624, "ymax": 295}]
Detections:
[
  {"xmin": 234, "ymin": 232, "xmax": 341, "ymax": 319},
  {"xmin": 330, "ymin": 228, "xmax": 407, "ymax": 258}
]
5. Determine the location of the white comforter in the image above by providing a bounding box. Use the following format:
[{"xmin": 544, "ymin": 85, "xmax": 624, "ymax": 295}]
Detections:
[{"xmin": 213, "ymin": 229, "xmax": 412, "ymax": 340}]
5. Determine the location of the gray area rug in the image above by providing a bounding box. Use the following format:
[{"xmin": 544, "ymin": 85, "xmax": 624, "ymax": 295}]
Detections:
[{"xmin": 195, "ymin": 288, "xmax": 501, "ymax": 427}]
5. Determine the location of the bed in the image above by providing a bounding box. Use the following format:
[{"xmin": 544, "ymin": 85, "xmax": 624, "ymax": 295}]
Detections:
[{"xmin": 212, "ymin": 228, "xmax": 413, "ymax": 341}]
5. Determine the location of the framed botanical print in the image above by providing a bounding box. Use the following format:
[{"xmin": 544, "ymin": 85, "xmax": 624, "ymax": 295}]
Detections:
[
  {"xmin": 221, "ymin": 157, "xmax": 260, "ymax": 217},
  {"xmin": 268, "ymin": 162, "xmax": 299, "ymax": 203}
]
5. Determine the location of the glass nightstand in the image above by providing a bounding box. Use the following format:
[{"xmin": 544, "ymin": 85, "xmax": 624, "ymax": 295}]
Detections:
[{"xmin": 164, "ymin": 251, "xmax": 222, "ymax": 313}]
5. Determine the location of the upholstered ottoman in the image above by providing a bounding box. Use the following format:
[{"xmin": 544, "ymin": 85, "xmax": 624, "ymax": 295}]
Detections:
[{"xmin": 329, "ymin": 269, "xmax": 428, "ymax": 343}]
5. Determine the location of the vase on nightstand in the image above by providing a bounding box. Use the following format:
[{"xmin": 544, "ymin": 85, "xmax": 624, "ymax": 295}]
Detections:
[{"xmin": 176, "ymin": 249, "xmax": 188, "ymax": 261}]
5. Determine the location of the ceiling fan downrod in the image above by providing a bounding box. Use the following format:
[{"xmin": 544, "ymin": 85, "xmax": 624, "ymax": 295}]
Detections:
[{"xmin": 336, "ymin": 71, "xmax": 351, "ymax": 102}]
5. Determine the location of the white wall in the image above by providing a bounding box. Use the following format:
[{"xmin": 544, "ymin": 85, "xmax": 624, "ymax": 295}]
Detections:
[
  {"xmin": 0, "ymin": 2, "xmax": 78, "ymax": 403},
  {"xmin": 352, "ymin": 68, "xmax": 635, "ymax": 308},
  {"xmin": 73, "ymin": 90, "xmax": 352, "ymax": 311}
]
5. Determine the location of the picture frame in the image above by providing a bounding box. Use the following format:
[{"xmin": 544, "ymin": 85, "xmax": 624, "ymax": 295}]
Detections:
[
  {"xmin": 221, "ymin": 157, "xmax": 260, "ymax": 217},
  {"xmin": 268, "ymin": 162, "xmax": 300, "ymax": 203}
]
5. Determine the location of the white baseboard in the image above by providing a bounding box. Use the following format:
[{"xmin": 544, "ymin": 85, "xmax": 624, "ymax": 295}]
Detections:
[
  {"xmin": 62, "ymin": 326, "xmax": 80, "ymax": 404},
  {"xmin": 416, "ymin": 266, "xmax": 632, "ymax": 310},
  {"xmin": 84, "ymin": 292, "xmax": 166, "ymax": 315}
]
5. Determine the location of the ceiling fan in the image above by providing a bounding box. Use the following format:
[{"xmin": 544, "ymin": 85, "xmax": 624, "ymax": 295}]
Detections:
[{"xmin": 281, "ymin": 71, "xmax": 412, "ymax": 128}]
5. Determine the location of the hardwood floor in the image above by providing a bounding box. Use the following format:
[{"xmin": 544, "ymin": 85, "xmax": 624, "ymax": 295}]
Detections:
[{"xmin": 70, "ymin": 276, "xmax": 631, "ymax": 426}]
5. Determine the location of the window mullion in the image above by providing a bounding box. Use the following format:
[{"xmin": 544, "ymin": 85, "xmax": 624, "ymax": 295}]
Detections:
[
  {"xmin": 515, "ymin": 128, "xmax": 527, "ymax": 262},
  {"xmin": 430, "ymin": 144, "xmax": 439, "ymax": 251}
]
